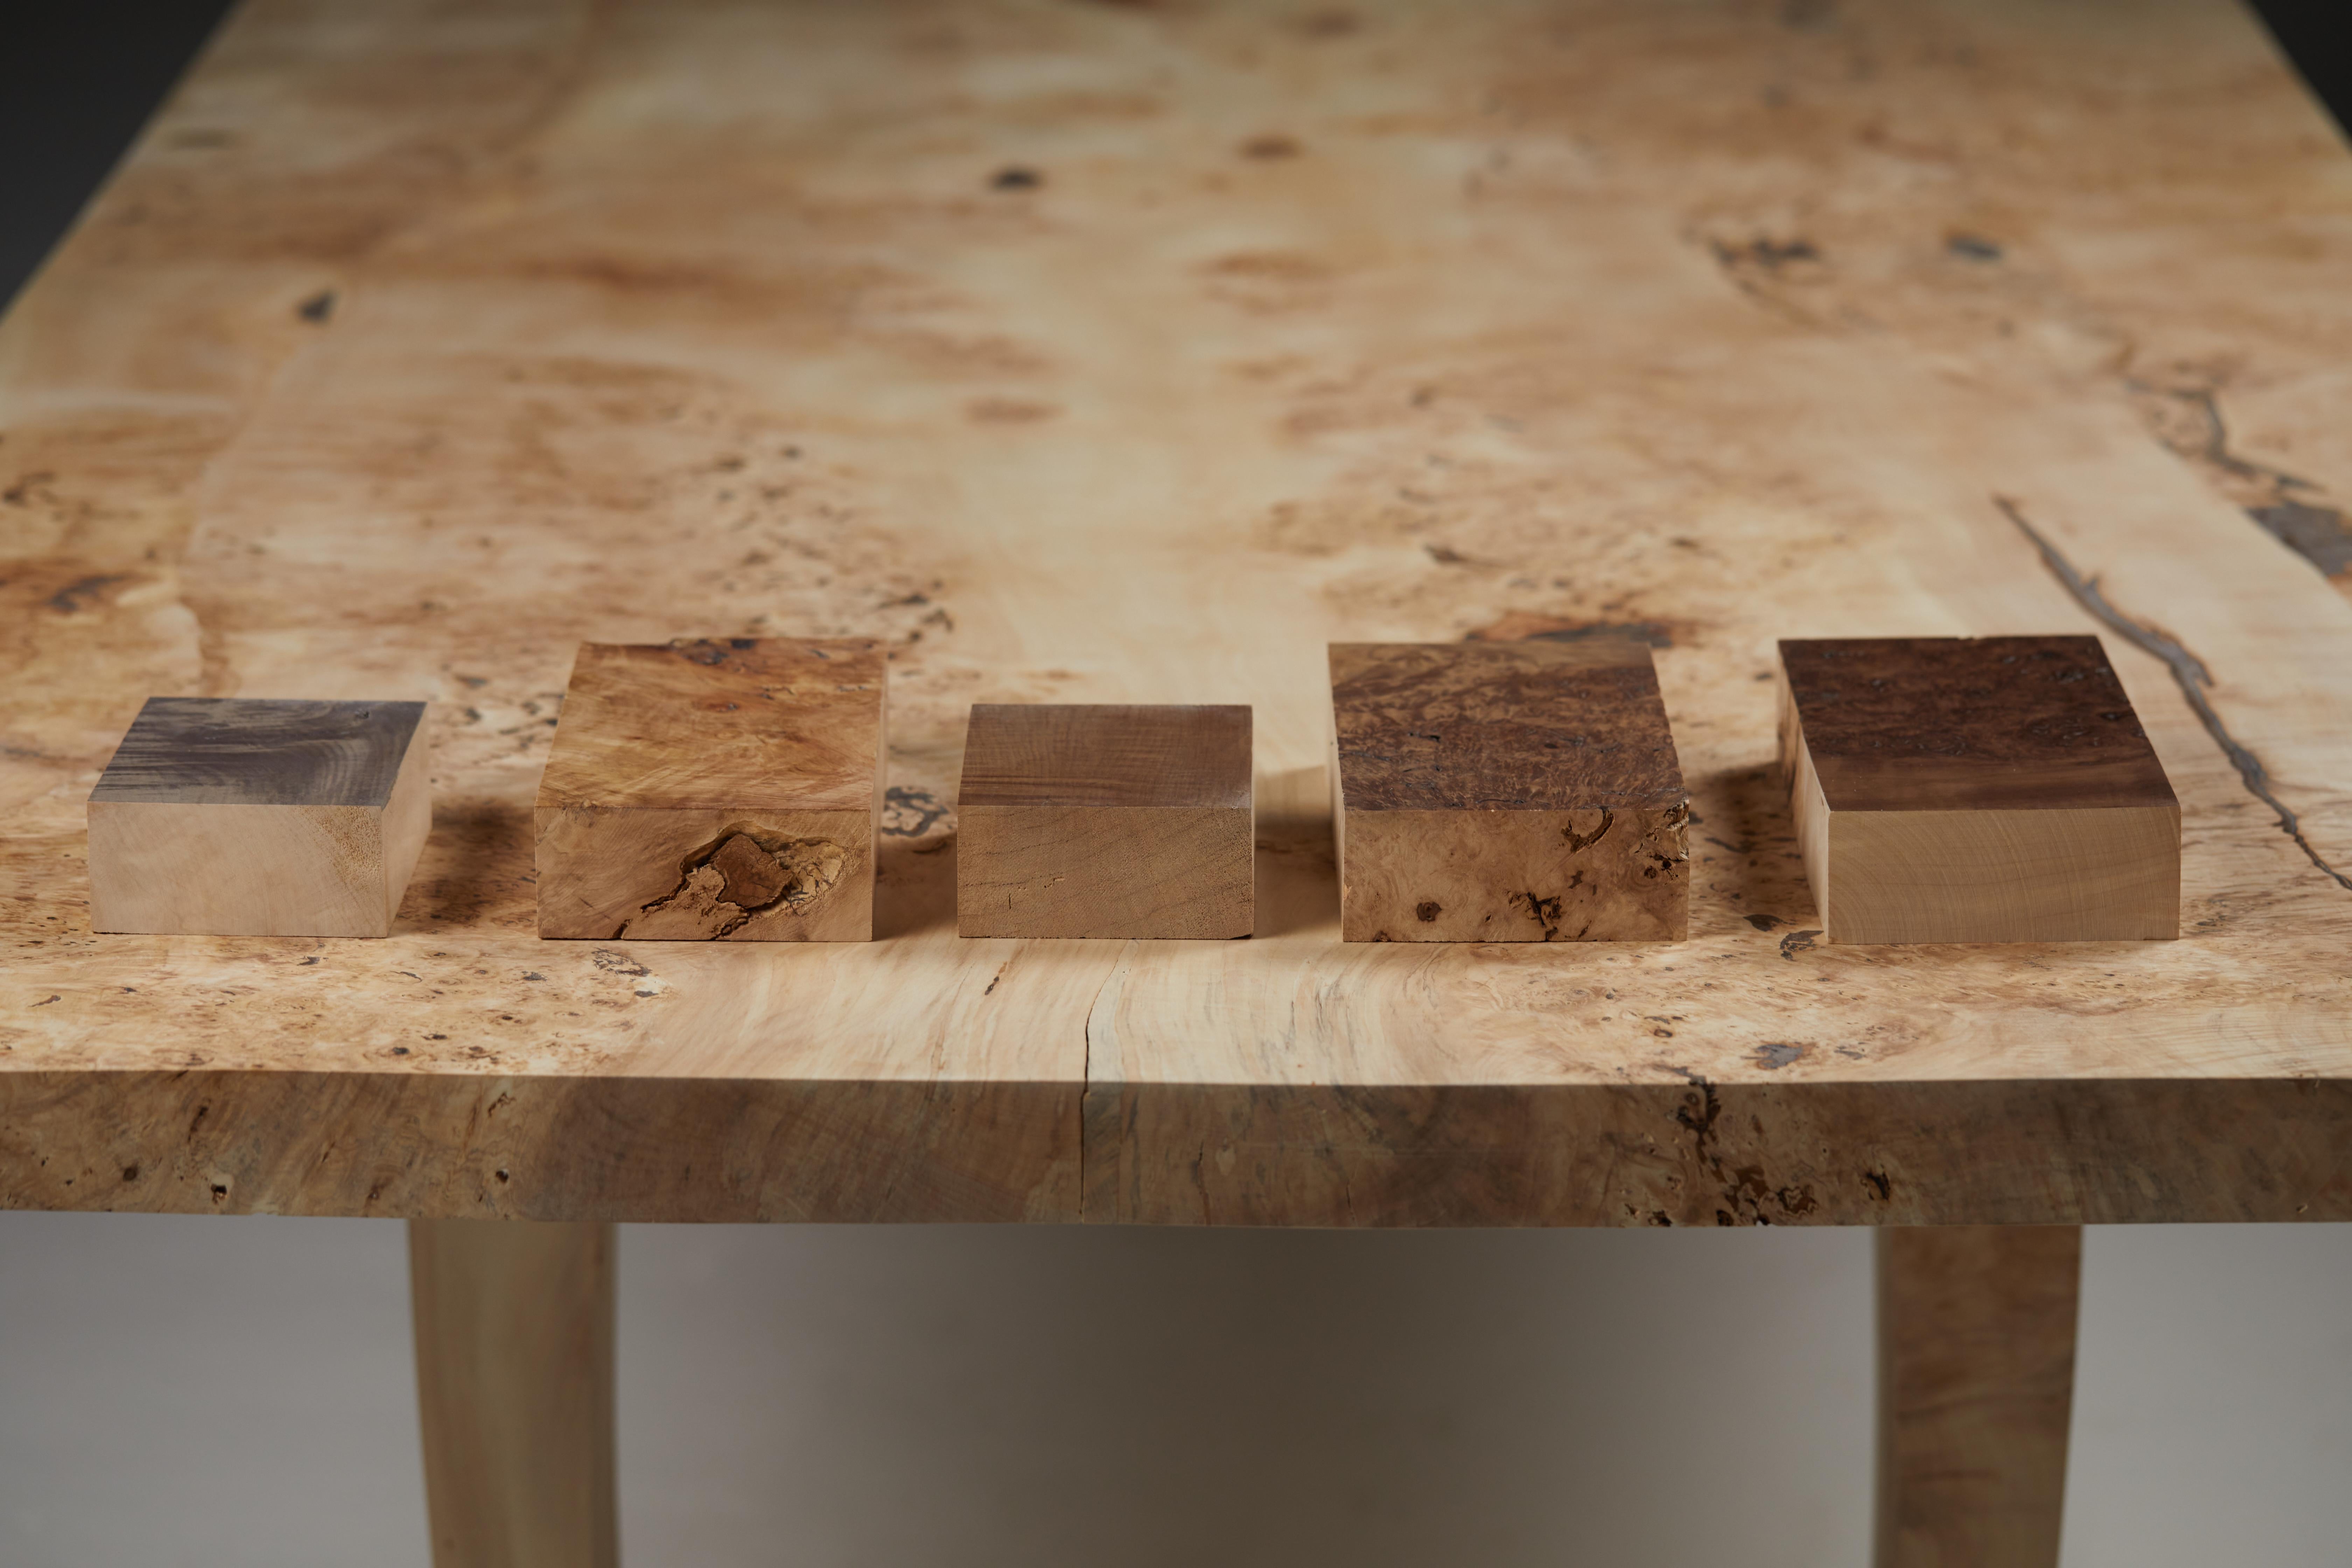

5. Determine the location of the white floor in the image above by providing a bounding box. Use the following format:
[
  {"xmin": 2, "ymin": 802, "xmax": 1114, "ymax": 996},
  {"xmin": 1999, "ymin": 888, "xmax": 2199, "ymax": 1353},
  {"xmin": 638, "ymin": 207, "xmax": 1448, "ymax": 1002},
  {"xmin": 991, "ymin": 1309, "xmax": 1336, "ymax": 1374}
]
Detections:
[{"xmin": 0, "ymin": 1217, "xmax": 2343, "ymax": 1567}]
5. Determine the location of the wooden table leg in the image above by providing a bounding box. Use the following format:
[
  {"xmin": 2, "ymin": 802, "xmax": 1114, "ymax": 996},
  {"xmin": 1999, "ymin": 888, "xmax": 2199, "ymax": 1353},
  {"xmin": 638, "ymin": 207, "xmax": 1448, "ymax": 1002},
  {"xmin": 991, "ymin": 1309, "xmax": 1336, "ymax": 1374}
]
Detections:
[
  {"xmin": 1875, "ymin": 1225, "xmax": 2082, "ymax": 1568},
  {"xmin": 408, "ymin": 1220, "xmax": 619, "ymax": 1568}
]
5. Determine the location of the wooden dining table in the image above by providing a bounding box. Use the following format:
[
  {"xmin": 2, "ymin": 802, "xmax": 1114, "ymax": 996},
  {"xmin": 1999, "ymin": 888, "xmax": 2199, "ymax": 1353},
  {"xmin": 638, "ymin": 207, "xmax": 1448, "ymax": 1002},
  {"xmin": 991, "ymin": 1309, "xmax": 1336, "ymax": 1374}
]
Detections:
[{"xmin": 5, "ymin": 1, "xmax": 2349, "ymax": 1563}]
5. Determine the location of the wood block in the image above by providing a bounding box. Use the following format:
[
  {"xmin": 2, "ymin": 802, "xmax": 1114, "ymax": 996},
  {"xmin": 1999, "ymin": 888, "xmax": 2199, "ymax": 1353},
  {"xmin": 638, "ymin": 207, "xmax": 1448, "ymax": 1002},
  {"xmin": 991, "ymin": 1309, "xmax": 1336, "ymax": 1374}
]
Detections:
[
  {"xmin": 86, "ymin": 696, "xmax": 430, "ymax": 937},
  {"xmin": 1329, "ymin": 640, "xmax": 1690, "ymax": 943},
  {"xmin": 957, "ymin": 704, "xmax": 1253, "ymax": 939},
  {"xmin": 1778, "ymin": 635, "xmax": 2181, "ymax": 944},
  {"xmin": 534, "ymin": 638, "xmax": 885, "ymax": 941}
]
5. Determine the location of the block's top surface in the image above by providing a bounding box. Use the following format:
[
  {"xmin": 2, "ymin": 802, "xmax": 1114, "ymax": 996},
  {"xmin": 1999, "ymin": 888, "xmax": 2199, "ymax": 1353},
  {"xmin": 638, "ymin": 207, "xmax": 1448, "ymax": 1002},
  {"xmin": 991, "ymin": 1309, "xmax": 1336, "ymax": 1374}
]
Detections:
[
  {"xmin": 537, "ymin": 638, "xmax": 885, "ymax": 812},
  {"xmin": 89, "ymin": 697, "xmax": 425, "ymax": 807},
  {"xmin": 1330, "ymin": 640, "xmax": 1686, "ymax": 812},
  {"xmin": 959, "ymin": 705, "xmax": 1252, "ymax": 810},
  {"xmin": 1780, "ymin": 635, "xmax": 2178, "ymax": 812}
]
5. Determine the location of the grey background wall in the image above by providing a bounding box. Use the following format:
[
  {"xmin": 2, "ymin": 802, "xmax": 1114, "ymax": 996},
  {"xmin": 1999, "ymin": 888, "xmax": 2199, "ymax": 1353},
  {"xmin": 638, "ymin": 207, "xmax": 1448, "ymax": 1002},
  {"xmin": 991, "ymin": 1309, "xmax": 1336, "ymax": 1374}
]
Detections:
[{"xmin": 4, "ymin": 5, "xmax": 2349, "ymax": 1564}]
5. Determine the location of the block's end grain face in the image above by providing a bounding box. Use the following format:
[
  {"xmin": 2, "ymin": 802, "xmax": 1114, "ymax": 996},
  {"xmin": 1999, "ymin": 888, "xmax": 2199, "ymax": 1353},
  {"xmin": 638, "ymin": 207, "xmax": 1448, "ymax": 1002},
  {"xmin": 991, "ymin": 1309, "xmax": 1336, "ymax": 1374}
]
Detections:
[
  {"xmin": 955, "ymin": 705, "xmax": 1254, "ymax": 939},
  {"xmin": 1330, "ymin": 641, "xmax": 1690, "ymax": 943},
  {"xmin": 86, "ymin": 697, "xmax": 432, "ymax": 937},
  {"xmin": 90, "ymin": 696, "xmax": 426, "ymax": 807},
  {"xmin": 534, "ymin": 638, "xmax": 886, "ymax": 941},
  {"xmin": 1778, "ymin": 636, "xmax": 2183, "ymax": 944}
]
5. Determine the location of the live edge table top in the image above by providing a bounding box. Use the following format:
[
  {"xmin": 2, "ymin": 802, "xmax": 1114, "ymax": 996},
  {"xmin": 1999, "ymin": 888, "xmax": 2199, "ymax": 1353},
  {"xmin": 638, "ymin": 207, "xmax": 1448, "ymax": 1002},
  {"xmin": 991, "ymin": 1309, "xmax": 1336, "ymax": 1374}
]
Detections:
[{"xmin": 5, "ymin": 0, "xmax": 2352, "ymax": 1229}]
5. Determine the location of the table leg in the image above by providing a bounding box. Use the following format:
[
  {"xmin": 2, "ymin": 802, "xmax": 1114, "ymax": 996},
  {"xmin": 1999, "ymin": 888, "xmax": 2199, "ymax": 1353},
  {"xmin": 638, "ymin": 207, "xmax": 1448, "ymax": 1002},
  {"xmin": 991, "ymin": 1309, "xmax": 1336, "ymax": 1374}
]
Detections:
[
  {"xmin": 1874, "ymin": 1224, "xmax": 2082, "ymax": 1568},
  {"xmin": 408, "ymin": 1220, "xmax": 619, "ymax": 1568}
]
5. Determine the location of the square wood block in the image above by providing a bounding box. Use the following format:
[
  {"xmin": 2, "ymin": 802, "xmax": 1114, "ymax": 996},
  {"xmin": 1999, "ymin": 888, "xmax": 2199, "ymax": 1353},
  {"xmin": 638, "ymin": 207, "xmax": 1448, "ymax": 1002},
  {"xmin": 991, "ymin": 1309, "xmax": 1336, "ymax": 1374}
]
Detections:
[
  {"xmin": 535, "ymin": 638, "xmax": 885, "ymax": 941},
  {"xmin": 87, "ymin": 696, "xmax": 431, "ymax": 937},
  {"xmin": 1330, "ymin": 640, "xmax": 1690, "ymax": 943},
  {"xmin": 1778, "ymin": 635, "xmax": 2181, "ymax": 944},
  {"xmin": 957, "ymin": 704, "xmax": 1254, "ymax": 939}
]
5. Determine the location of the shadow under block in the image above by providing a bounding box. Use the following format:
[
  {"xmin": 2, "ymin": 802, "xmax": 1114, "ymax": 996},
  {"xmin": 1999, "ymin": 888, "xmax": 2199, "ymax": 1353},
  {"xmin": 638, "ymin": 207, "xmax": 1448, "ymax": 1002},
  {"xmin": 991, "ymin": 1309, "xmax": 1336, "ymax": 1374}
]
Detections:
[
  {"xmin": 1778, "ymin": 636, "xmax": 2181, "ymax": 945},
  {"xmin": 534, "ymin": 638, "xmax": 884, "ymax": 941},
  {"xmin": 957, "ymin": 704, "xmax": 1253, "ymax": 939},
  {"xmin": 86, "ymin": 696, "xmax": 430, "ymax": 937},
  {"xmin": 1329, "ymin": 641, "xmax": 1690, "ymax": 943}
]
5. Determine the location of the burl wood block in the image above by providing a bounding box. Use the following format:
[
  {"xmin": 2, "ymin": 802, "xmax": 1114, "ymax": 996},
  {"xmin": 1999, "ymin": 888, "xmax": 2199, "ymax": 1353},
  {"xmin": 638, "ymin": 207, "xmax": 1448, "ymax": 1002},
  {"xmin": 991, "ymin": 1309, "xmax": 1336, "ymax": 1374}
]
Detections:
[
  {"xmin": 1779, "ymin": 635, "xmax": 2180, "ymax": 944},
  {"xmin": 957, "ymin": 704, "xmax": 1254, "ymax": 939},
  {"xmin": 1329, "ymin": 641, "xmax": 1690, "ymax": 943},
  {"xmin": 535, "ymin": 638, "xmax": 885, "ymax": 941},
  {"xmin": 87, "ymin": 696, "xmax": 431, "ymax": 937}
]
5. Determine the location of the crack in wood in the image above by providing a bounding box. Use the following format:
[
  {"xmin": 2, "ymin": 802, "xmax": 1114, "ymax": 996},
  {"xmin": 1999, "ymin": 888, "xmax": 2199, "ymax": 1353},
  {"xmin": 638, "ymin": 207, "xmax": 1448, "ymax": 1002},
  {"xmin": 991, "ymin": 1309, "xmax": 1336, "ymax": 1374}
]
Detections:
[{"xmin": 1997, "ymin": 495, "xmax": 2352, "ymax": 893}]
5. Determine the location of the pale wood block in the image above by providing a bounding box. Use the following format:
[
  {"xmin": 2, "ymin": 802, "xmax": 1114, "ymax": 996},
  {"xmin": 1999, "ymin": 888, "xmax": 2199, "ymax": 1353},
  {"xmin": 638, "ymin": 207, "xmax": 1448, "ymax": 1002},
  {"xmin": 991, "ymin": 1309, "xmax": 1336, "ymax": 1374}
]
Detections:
[
  {"xmin": 86, "ymin": 696, "xmax": 430, "ymax": 937},
  {"xmin": 1779, "ymin": 636, "xmax": 2181, "ymax": 944},
  {"xmin": 534, "ymin": 638, "xmax": 885, "ymax": 941},
  {"xmin": 409, "ymin": 1220, "xmax": 617, "ymax": 1568},
  {"xmin": 957, "ymin": 704, "xmax": 1253, "ymax": 939},
  {"xmin": 1876, "ymin": 1225, "xmax": 2081, "ymax": 1568},
  {"xmin": 1329, "ymin": 641, "xmax": 1690, "ymax": 943}
]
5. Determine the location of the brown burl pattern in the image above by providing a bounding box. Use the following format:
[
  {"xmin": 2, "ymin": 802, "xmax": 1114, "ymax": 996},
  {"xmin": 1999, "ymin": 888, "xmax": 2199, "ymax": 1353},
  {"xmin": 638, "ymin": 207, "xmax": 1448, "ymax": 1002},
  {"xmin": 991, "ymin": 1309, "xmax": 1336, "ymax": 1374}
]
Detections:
[
  {"xmin": 535, "ymin": 638, "xmax": 883, "ymax": 941},
  {"xmin": 1333, "ymin": 641, "xmax": 1686, "ymax": 812},
  {"xmin": 1781, "ymin": 636, "xmax": 2176, "ymax": 813},
  {"xmin": 1332, "ymin": 642, "xmax": 1690, "ymax": 942}
]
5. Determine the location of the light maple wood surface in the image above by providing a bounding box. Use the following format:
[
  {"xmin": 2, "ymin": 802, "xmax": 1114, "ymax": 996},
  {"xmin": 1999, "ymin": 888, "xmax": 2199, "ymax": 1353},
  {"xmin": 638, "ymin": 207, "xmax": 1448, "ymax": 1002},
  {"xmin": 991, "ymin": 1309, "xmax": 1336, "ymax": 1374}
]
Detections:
[
  {"xmin": 1875, "ymin": 1225, "xmax": 2081, "ymax": 1568},
  {"xmin": 2, "ymin": 0, "xmax": 2351, "ymax": 1228},
  {"xmin": 957, "ymin": 704, "xmax": 1254, "ymax": 939},
  {"xmin": 1331, "ymin": 640, "xmax": 1689, "ymax": 942},
  {"xmin": 1778, "ymin": 636, "xmax": 2182, "ymax": 944},
  {"xmin": 535, "ymin": 638, "xmax": 885, "ymax": 941},
  {"xmin": 409, "ymin": 1220, "xmax": 617, "ymax": 1568}
]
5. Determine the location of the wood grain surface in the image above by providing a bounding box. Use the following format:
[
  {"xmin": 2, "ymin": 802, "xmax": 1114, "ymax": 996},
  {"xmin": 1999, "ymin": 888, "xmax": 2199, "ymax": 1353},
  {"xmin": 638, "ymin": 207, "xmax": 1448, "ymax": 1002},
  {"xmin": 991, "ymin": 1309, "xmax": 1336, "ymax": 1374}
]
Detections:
[
  {"xmin": 4, "ymin": 0, "xmax": 2352, "ymax": 1226},
  {"xmin": 1875, "ymin": 1225, "xmax": 2081, "ymax": 1568},
  {"xmin": 410, "ymin": 1219, "xmax": 617, "ymax": 1568},
  {"xmin": 86, "ymin": 696, "xmax": 430, "ymax": 936},
  {"xmin": 534, "ymin": 638, "xmax": 884, "ymax": 941},
  {"xmin": 1330, "ymin": 640, "xmax": 1688, "ymax": 941},
  {"xmin": 957, "ymin": 704, "xmax": 1253, "ymax": 938},
  {"xmin": 1780, "ymin": 636, "xmax": 2182, "ymax": 943}
]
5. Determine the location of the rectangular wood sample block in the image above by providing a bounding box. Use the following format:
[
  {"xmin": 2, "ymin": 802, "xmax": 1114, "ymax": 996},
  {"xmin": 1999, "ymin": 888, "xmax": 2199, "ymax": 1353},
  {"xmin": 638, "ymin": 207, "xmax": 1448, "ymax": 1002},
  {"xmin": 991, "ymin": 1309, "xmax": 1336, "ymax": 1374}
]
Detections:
[
  {"xmin": 535, "ymin": 638, "xmax": 885, "ymax": 941},
  {"xmin": 1329, "ymin": 640, "xmax": 1690, "ymax": 943},
  {"xmin": 87, "ymin": 696, "xmax": 431, "ymax": 937},
  {"xmin": 1779, "ymin": 635, "xmax": 2181, "ymax": 944},
  {"xmin": 956, "ymin": 704, "xmax": 1253, "ymax": 939}
]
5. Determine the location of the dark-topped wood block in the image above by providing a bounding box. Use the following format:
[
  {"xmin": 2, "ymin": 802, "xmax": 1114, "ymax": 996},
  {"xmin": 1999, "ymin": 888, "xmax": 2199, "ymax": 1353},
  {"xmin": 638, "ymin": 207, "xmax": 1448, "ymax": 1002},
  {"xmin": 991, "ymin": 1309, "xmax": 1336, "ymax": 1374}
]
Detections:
[
  {"xmin": 1778, "ymin": 635, "xmax": 2180, "ymax": 944},
  {"xmin": 957, "ymin": 704, "xmax": 1253, "ymax": 939},
  {"xmin": 535, "ymin": 638, "xmax": 885, "ymax": 941},
  {"xmin": 87, "ymin": 696, "xmax": 431, "ymax": 937},
  {"xmin": 1329, "ymin": 640, "xmax": 1690, "ymax": 943}
]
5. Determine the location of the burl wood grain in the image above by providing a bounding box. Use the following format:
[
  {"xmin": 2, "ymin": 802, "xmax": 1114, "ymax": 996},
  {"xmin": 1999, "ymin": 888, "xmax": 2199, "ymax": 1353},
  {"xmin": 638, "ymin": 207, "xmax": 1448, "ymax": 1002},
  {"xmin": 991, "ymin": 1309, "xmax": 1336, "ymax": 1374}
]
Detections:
[
  {"xmin": 86, "ymin": 696, "xmax": 429, "ymax": 937},
  {"xmin": 1780, "ymin": 637, "xmax": 2181, "ymax": 943},
  {"xmin": 535, "ymin": 639, "xmax": 884, "ymax": 941},
  {"xmin": 2, "ymin": 0, "xmax": 2351, "ymax": 1230},
  {"xmin": 1330, "ymin": 641, "xmax": 1688, "ymax": 941},
  {"xmin": 957, "ymin": 704, "xmax": 1253, "ymax": 939}
]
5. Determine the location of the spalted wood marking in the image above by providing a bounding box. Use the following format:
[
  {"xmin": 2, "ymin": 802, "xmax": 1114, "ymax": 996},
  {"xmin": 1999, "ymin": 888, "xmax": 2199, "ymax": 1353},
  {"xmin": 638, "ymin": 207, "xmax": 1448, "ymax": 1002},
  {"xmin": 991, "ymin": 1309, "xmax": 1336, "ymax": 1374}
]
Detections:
[
  {"xmin": 534, "ymin": 638, "xmax": 883, "ymax": 941},
  {"xmin": 1331, "ymin": 641, "xmax": 1688, "ymax": 941},
  {"xmin": 958, "ymin": 704, "xmax": 1253, "ymax": 939},
  {"xmin": 1, "ymin": 0, "xmax": 2351, "ymax": 1228},
  {"xmin": 86, "ymin": 696, "xmax": 429, "ymax": 937},
  {"xmin": 1780, "ymin": 636, "xmax": 2181, "ymax": 944}
]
